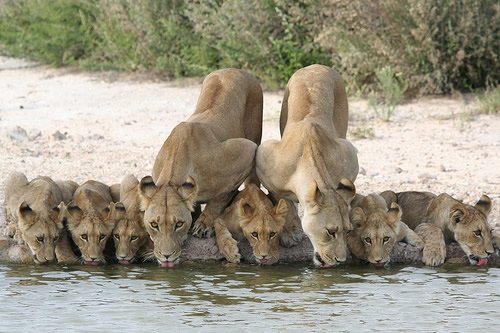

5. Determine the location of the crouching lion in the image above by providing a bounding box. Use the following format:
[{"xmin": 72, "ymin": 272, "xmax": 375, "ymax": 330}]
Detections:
[
  {"xmin": 3, "ymin": 172, "xmax": 78, "ymax": 264},
  {"xmin": 348, "ymin": 193, "xmax": 424, "ymax": 267},
  {"xmin": 60, "ymin": 180, "xmax": 123, "ymax": 265},
  {"xmin": 214, "ymin": 183, "xmax": 289, "ymax": 265},
  {"xmin": 380, "ymin": 190, "xmax": 494, "ymax": 266},
  {"xmin": 256, "ymin": 64, "xmax": 359, "ymax": 267},
  {"xmin": 111, "ymin": 174, "xmax": 153, "ymax": 264},
  {"xmin": 139, "ymin": 68, "xmax": 263, "ymax": 267}
]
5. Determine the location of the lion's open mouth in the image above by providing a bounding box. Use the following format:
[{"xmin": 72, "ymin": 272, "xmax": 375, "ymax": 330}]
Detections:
[
  {"xmin": 469, "ymin": 255, "xmax": 488, "ymax": 266},
  {"xmin": 85, "ymin": 260, "xmax": 103, "ymax": 266},
  {"xmin": 118, "ymin": 259, "xmax": 131, "ymax": 265},
  {"xmin": 159, "ymin": 261, "xmax": 176, "ymax": 268}
]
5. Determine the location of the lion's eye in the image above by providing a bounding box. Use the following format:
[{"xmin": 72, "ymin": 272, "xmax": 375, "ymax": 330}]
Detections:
[
  {"xmin": 251, "ymin": 232, "xmax": 258, "ymax": 239},
  {"xmin": 53, "ymin": 236, "xmax": 59, "ymax": 242},
  {"xmin": 474, "ymin": 230, "xmax": 482, "ymax": 237},
  {"xmin": 130, "ymin": 236, "xmax": 138, "ymax": 241},
  {"xmin": 99, "ymin": 234, "xmax": 106, "ymax": 241},
  {"xmin": 327, "ymin": 229, "xmax": 336, "ymax": 238},
  {"xmin": 150, "ymin": 222, "xmax": 159, "ymax": 230},
  {"xmin": 114, "ymin": 234, "xmax": 120, "ymax": 240},
  {"xmin": 364, "ymin": 237, "xmax": 372, "ymax": 244},
  {"xmin": 175, "ymin": 221, "xmax": 184, "ymax": 230},
  {"xmin": 81, "ymin": 234, "xmax": 88, "ymax": 241},
  {"xmin": 383, "ymin": 236, "xmax": 390, "ymax": 243},
  {"xmin": 36, "ymin": 236, "xmax": 44, "ymax": 243},
  {"xmin": 269, "ymin": 232, "xmax": 276, "ymax": 239}
]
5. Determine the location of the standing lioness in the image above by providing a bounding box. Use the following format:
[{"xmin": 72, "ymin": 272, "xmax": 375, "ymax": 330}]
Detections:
[
  {"xmin": 139, "ymin": 68, "xmax": 263, "ymax": 267},
  {"xmin": 256, "ymin": 65, "xmax": 359, "ymax": 267}
]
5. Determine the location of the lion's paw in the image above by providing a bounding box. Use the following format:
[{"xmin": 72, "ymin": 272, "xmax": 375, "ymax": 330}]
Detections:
[
  {"xmin": 192, "ymin": 213, "xmax": 215, "ymax": 238},
  {"xmin": 422, "ymin": 245, "xmax": 446, "ymax": 266}
]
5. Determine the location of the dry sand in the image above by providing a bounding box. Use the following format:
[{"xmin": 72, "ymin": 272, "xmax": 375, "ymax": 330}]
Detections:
[{"xmin": 0, "ymin": 56, "xmax": 499, "ymax": 263}]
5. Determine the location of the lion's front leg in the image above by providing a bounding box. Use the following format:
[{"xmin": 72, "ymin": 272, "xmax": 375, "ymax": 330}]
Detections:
[
  {"xmin": 55, "ymin": 230, "xmax": 80, "ymax": 264},
  {"xmin": 398, "ymin": 222, "xmax": 425, "ymax": 249},
  {"xmin": 415, "ymin": 223, "xmax": 446, "ymax": 266},
  {"xmin": 279, "ymin": 199, "xmax": 304, "ymax": 248},
  {"xmin": 192, "ymin": 191, "xmax": 237, "ymax": 238},
  {"xmin": 214, "ymin": 219, "xmax": 241, "ymax": 263}
]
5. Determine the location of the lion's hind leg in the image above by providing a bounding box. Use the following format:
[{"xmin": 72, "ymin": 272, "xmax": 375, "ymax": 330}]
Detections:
[{"xmin": 415, "ymin": 223, "xmax": 446, "ymax": 266}]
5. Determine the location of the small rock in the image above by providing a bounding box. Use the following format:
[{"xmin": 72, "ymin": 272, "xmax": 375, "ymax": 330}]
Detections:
[
  {"xmin": 359, "ymin": 167, "xmax": 366, "ymax": 175},
  {"xmin": 418, "ymin": 173, "xmax": 437, "ymax": 180},
  {"xmin": 28, "ymin": 129, "xmax": 41, "ymax": 141},
  {"xmin": 52, "ymin": 130, "xmax": 67, "ymax": 141},
  {"xmin": 8, "ymin": 126, "xmax": 29, "ymax": 141},
  {"xmin": 395, "ymin": 167, "xmax": 403, "ymax": 174},
  {"xmin": 439, "ymin": 165, "xmax": 446, "ymax": 172},
  {"xmin": 88, "ymin": 134, "xmax": 105, "ymax": 140}
]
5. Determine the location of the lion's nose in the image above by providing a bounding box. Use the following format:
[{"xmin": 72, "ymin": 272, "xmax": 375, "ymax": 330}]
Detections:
[{"xmin": 90, "ymin": 257, "xmax": 98, "ymax": 261}]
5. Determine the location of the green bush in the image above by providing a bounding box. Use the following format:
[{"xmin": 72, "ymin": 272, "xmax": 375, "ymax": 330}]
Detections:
[
  {"xmin": 477, "ymin": 87, "xmax": 500, "ymax": 114},
  {"xmin": 369, "ymin": 66, "xmax": 408, "ymax": 121}
]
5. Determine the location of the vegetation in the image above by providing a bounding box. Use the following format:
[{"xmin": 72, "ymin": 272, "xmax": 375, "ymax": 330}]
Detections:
[
  {"xmin": 477, "ymin": 87, "xmax": 500, "ymax": 114},
  {"xmin": 0, "ymin": 0, "xmax": 498, "ymax": 94}
]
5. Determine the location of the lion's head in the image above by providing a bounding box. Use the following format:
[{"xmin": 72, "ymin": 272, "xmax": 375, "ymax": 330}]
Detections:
[
  {"xmin": 349, "ymin": 194, "xmax": 402, "ymax": 267},
  {"xmin": 9, "ymin": 176, "xmax": 67, "ymax": 264},
  {"xmin": 138, "ymin": 175, "xmax": 197, "ymax": 267},
  {"xmin": 17, "ymin": 201, "xmax": 65, "ymax": 264},
  {"xmin": 63, "ymin": 184, "xmax": 121, "ymax": 265},
  {"xmin": 446, "ymin": 194, "xmax": 494, "ymax": 265},
  {"xmin": 236, "ymin": 184, "xmax": 288, "ymax": 265},
  {"xmin": 301, "ymin": 178, "xmax": 355, "ymax": 268}
]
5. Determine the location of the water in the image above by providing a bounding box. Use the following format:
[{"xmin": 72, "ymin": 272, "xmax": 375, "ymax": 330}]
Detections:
[{"xmin": 1, "ymin": 262, "xmax": 499, "ymax": 332}]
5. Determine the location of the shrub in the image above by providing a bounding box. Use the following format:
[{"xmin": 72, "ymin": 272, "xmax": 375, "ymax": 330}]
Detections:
[
  {"xmin": 477, "ymin": 87, "xmax": 500, "ymax": 114},
  {"xmin": 368, "ymin": 66, "xmax": 408, "ymax": 121}
]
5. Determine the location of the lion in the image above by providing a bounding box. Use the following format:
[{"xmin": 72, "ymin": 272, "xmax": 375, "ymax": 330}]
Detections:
[
  {"xmin": 380, "ymin": 190, "xmax": 494, "ymax": 266},
  {"xmin": 3, "ymin": 172, "xmax": 78, "ymax": 264},
  {"xmin": 111, "ymin": 174, "xmax": 153, "ymax": 264},
  {"xmin": 61, "ymin": 180, "xmax": 123, "ymax": 265},
  {"xmin": 256, "ymin": 65, "xmax": 359, "ymax": 267},
  {"xmin": 348, "ymin": 193, "xmax": 424, "ymax": 267},
  {"xmin": 214, "ymin": 183, "xmax": 289, "ymax": 265},
  {"xmin": 138, "ymin": 68, "xmax": 263, "ymax": 267}
]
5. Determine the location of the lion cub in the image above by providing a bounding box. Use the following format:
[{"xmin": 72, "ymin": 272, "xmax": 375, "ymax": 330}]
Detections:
[
  {"xmin": 348, "ymin": 193, "xmax": 424, "ymax": 267},
  {"xmin": 4, "ymin": 172, "xmax": 78, "ymax": 264},
  {"xmin": 214, "ymin": 184, "xmax": 289, "ymax": 265},
  {"xmin": 380, "ymin": 191, "xmax": 494, "ymax": 266},
  {"xmin": 60, "ymin": 180, "xmax": 123, "ymax": 265},
  {"xmin": 111, "ymin": 174, "xmax": 153, "ymax": 264}
]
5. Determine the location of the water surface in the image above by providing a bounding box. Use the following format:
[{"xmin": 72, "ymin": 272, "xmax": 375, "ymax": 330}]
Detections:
[{"xmin": 1, "ymin": 262, "xmax": 498, "ymax": 332}]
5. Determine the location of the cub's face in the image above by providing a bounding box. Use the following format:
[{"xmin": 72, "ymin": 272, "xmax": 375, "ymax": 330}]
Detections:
[
  {"xmin": 239, "ymin": 198, "xmax": 287, "ymax": 265},
  {"xmin": 17, "ymin": 202, "xmax": 64, "ymax": 264},
  {"xmin": 64, "ymin": 203, "xmax": 120, "ymax": 265},
  {"xmin": 449, "ymin": 195, "xmax": 494, "ymax": 265},
  {"xmin": 113, "ymin": 213, "xmax": 148, "ymax": 264},
  {"xmin": 349, "ymin": 204, "xmax": 401, "ymax": 267}
]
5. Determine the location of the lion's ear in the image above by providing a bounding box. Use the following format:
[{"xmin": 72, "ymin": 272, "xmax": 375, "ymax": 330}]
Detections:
[
  {"xmin": 139, "ymin": 176, "xmax": 157, "ymax": 199},
  {"xmin": 350, "ymin": 207, "xmax": 366, "ymax": 228},
  {"xmin": 52, "ymin": 202, "xmax": 65, "ymax": 229},
  {"xmin": 18, "ymin": 201, "xmax": 34, "ymax": 219},
  {"xmin": 475, "ymin": 194, "xmax": 492, "ymax": 217},
  {"xmin": 178, "ymin": 176, "xmax": 198, "ymax": 205},
  {"xmin": 109, "ymin": 202, "xmax": 126, "ymax": 221},
  {"xmin": 380, "ymin": 190, "xmax": 398, "ymax": 207},
  {"xmin": 238, "ymin": 199, "xmax": 255, "ymax": 219},
  {"xmin": 336, "ymin": 178, "xmax": 356, "ymax": 204},
  {"xmin": 387, "ymin": 202, "xmax": 402, "ymax": 226},
  {"xmin": 305, "ymin": 181, "xmax": 325, "ymax": 209},
  {"xmin": 273, "ymin": 199, "xmax": 289, "ymax": 219},
  {"xmin": 450, "ymin": 203, "xmax": 467, "ymax": 224},
  {"xmin": 65, "ymin": 201, "xmax": 83, "ymax": 226}
]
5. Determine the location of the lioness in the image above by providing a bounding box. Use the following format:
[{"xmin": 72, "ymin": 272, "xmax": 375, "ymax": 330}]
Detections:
[
  {"xmin": 256, "ymin": 65, "xmax": 359, "ymax": 267},
  {"xmin": 348, "ymin": 193, "xmax": 424, "ymax": 267},
  {"xmin": 380, "ymin": 190, "xmax": 494, "ymax": 266},
  {"xmin": 112, "ymin": 174, "xmax": 153, "ymax": 264},
  {"xmin": 214, "ymin": 183, "xmax": 288, "ymax": 265},
  {"xmin": 61, "ymin": 180, "xmax": 123, "ymax": 265},
  {"xmin": 4, "ymin": 172, "xmax": 78, "ymax": 264},
  {"xmin": 139, "ymin": 68, "xmax": 263, "ymax": 267}
]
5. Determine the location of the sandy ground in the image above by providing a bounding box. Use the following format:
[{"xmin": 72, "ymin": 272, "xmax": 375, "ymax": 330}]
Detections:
[{"xmin": 1, "ymin": 56, "xmax": 499, "ymax": 241}]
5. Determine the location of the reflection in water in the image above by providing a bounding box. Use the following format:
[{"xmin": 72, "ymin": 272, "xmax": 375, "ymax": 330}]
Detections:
[{"xmin": 1, "ymin": 262, "xmax": 499, "ymax": 332}]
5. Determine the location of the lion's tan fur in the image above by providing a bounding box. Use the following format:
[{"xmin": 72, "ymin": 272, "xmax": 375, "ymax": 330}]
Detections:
[
  {"xmin": 3, "ymin": 172, "xmax": 78, "ymax": 264},
  {"xmin": 348, "ymin": 193, "xmax": 424, "ymax": 267},
  {"xmin": 139, "ymin": 68, "xmax": 263, "ymax": 267},
  {"xmin": 214, "ymin": 184, "xmax": 288, "ymax": 265},
  {"xmin": 256, "ymin": 65, "xmax": 358, "ymax": 267},
  {"xmin": 112, "ymin": 174, "xmax": 152, "ymax": 264},
  {"xmin": 381, "ymin": 190, "xmax": 494, "ymax": 266},
  {"xmin": 61, "ymin": 180, "xmax": 121, "ymax": 265}
]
